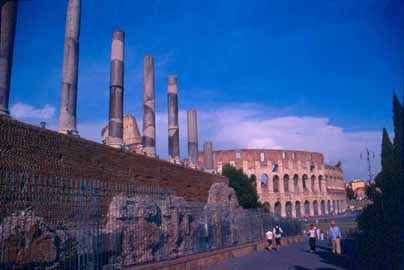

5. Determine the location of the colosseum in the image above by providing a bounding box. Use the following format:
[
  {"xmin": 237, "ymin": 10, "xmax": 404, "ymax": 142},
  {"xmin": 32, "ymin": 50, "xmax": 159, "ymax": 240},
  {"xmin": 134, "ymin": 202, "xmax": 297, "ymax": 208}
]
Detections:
[{"xmin": 199, "ymin": 149, "xmax": 347, "ymax": 218}]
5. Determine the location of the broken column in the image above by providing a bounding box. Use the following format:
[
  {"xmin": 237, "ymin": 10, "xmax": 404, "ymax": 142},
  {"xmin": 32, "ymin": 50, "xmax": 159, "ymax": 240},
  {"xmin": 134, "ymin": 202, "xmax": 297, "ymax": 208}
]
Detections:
[
  {"xmin": 59, "ymin": 0, "xmax": 81, "ymax": 135},
  {"xmin": 0, "ymin": 0, "xmax": 18, "ymax": 116},
  {"xmin": 203, "ymin": 141, "xmax": 214, "ymax": 171},
  {"xmin": 168, "ymin": 75, "xmax": 180, "ymax": 162},
  {"xmin": 107, "ymin": 31, "xmax": 125, "ymax": 148},
  {"xmin": 187, "ymin": 109, "xmax": 198, "ymax": 166},
  {"xmin": 142, "ymin": 55, "xmax": 156, "ymax": 157}
]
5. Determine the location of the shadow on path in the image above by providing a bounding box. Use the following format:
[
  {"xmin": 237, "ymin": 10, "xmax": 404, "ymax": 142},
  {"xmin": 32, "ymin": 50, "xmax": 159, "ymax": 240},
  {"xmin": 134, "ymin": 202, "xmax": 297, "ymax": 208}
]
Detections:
[{"xmin": 294, "ymin": 239, "xmax": 357, "ymax": 270}]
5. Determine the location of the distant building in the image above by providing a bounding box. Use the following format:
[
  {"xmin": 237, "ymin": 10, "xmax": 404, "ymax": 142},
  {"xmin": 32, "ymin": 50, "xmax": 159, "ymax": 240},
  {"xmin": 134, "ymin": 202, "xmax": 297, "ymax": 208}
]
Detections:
[{"xmin": 347, "ymin": 179, "xmax": 368, "ymax": 200}]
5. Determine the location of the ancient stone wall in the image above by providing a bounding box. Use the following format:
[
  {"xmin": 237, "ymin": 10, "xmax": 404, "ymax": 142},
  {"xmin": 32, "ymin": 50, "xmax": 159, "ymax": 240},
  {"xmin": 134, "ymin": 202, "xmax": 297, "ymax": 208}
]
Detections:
[{"xmin": 0, "ymin": 117, "xmax": 227, "ymax": 202}]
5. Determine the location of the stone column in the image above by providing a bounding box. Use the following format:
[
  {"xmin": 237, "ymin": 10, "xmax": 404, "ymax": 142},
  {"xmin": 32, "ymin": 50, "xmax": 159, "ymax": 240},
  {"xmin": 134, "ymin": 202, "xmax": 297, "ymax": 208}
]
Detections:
[
  {"xmin": 59, "ymin": 0, "xmax": 80, "ymax": 135},
  {"xmin": 0, "ymin": 0, "xmax": 18, "ymax": 116},
  {"xmin": 107, "ymin": 31, "xmax": 124, "ymax": 148},
  {"xmin": 168, "ymin": 75, "xmax": 180, "ymax": 161},
  {"xmin": 142, "ymin": 55, "xmax": 156, "ymax": 157},
  {"xmin": 187, "ymin": 109, "xmax": 198, "ymax": 166},
  {"xmin": 203, "ymin": 141, "xmax": 214, "ymax": 170}
]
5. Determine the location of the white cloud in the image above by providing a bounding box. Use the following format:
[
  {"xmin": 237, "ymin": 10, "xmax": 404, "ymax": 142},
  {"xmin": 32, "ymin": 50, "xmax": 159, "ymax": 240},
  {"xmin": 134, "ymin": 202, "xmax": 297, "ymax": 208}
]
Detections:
[
  {"xmin": 10, "ymin": 103, "xmax": 55, "ymax": 121},
  {"xmin": 9, "ymin": 102, "xmax": 383, "ymax": 180}
]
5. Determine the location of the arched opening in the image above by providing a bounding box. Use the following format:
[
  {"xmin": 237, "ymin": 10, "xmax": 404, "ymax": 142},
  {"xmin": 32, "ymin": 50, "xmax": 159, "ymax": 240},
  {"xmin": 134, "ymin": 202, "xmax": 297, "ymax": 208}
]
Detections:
[
  {"xmin": 293, "ymin": 174, "xmax": 299, "ymax": 193},
  {"xmin": 274, "ymin": 201, "xmax": 282, "ymax": 217},
  {"xmin": 332, "ymin": 200, "xmax": 336, "ymax": 214},
  {"xmin": 284, "ymin": 174, "xmax": 290, "ymax": 192},
  {"xmin": 337, "ymin": 200, "xmax": 340, "ymax": 214},
  {"xmin": 313, "ymin": 200, "xmax": 319, "ymax": 216},
  {"xmin": 327, "ymin": 200, "xmax": 331, "ymax": 214},
  {"xmin": 321, "ymin": 200, "xmax": 326, "ymax": 215},
  {"xmin": 273, "ymin": 175, "xmax": 280, "ymax": 192},
  {"xmin": 302, "ymin": 175, "xmax": 308, "ymax": 191},
  {"xmin": 262, "ymin": 201, "xmax": 271, "ymax": 214},
  {"xmin": 318, "ymin": 175, "xmax": 323, "ymax": 192},
  {"xmin": 304, "ymin": 200, "xmax": 310, "ymax": 216},
  {"xmin": 295, "ymin": 201, "xmax": 301, "ymax": 218},
  {"xmin": 311, "ymin": 175, "xmax": 316, "ymax": 192},
  {"xmin": 261, "ymin": 174, "xmax": 268, "ymax": 188},
  {"xmin": 285, "ymin": 201, "xmax": 292, "ymax": 218}
]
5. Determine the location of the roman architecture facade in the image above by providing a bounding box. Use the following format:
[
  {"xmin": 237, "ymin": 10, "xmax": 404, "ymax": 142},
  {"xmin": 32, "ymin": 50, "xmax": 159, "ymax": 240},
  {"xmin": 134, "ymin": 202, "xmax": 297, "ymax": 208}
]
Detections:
[{"xmin": 199, "ymin": 149, "xmax": 347, "ymax": 218}]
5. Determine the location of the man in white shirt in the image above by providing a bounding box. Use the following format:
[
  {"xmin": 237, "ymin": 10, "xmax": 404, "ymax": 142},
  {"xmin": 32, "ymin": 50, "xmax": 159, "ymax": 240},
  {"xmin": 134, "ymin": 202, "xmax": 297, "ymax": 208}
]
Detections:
[
  {"xmin": 273, "ymin": 224, "xmax": 283, "ymax": 250},
  {"xmin": 307, "ymin": 224, "xmax": 317, "ymax": 253},
  {"xmin": 265, "ymin": 229, "xmax": 274, "ymax": 252}
]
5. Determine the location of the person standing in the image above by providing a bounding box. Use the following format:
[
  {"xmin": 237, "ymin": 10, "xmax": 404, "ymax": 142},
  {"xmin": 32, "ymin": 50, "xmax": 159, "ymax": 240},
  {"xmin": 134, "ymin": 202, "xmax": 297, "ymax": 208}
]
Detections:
[
  {"xmin": 273, "ymin": 224, "xmax": 283, "ymax": 251},
  {"xmin": 265, "ymin": 229, "xmax": 274, "ymax": 252},
  {"xmin": 308, "ymin": 224, "xmax": 317, "ymax": 253},
  {"xmin": 328, "ymin": 220, "xmax": 342, "ymax": 255}
]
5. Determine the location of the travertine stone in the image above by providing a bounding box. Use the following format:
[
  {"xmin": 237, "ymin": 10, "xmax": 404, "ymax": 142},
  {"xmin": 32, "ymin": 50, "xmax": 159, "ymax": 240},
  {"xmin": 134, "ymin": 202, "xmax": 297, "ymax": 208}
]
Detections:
[
  {"xmin": 59, "ymin": 0, "xmax": 80, "ymax": 135},
  {"xmin": 142, "ymin": 55, "xmax": 156, "ymax": 157},
  {"xmin": 187, "ymin": 109, "xmax": 198, "ymax": 166},
  {"xmin": 0, "ymin": 0, "xmax": 18, "ymax": 116},
  {"xmin": 107, "ymin": 31, "xmax": 125, "ymax": 148},
  {"xmin": 168, "ymin": 75, "xmax": 180, "ymax": 161},
  {"xmin": 203, "ymin": 141, "xmax": 214, "ymax": 170}
]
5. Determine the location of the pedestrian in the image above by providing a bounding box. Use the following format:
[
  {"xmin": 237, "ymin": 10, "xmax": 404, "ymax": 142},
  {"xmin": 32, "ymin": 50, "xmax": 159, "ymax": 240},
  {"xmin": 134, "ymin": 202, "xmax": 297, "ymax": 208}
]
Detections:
[
  {"xmin": 316, "ymin": 227, "xmax": 321, "ymax": 241},
  {"xmin": 328, "ymin": 220, "xmax": 342, "ymax": 255},
  {"xmin": 320, "ymin": 229, "xmax": 324, "ymax": 241},
  {"xmin": 273, "ymin": 224, "xmax": 283, "ymax": 251},
  {"xmin": 307, "ymin": 224, "xmax": 317, "ymax": 253},
  {"xmin": 265, "ymin": 228, "xmax": 274, "ymax": 252}
]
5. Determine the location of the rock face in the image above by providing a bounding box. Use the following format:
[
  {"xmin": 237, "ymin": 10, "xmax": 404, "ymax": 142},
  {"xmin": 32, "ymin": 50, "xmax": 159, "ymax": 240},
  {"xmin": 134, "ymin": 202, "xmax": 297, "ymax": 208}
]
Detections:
[{"xmin": 1, "ymin": 183, "xmax": 265, "ymax": 269}]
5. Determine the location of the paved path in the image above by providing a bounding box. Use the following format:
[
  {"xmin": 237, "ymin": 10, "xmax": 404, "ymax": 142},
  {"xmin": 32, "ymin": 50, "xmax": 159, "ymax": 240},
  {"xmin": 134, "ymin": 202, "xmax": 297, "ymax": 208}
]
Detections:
[{"xmin": 203, "ymin": 240, "xmax": 356, "ymax": 270}]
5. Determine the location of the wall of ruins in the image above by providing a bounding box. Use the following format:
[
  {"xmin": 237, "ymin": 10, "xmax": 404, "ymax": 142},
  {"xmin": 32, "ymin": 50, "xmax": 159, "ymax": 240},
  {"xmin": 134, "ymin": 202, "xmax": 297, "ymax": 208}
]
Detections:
[
  {"xmin": 0, "ymin": 117, "xmax": 227, "ymax": 203},
  {"xmin": 203, "ymin": 149, "xmax": 348, "ymax": 218}
]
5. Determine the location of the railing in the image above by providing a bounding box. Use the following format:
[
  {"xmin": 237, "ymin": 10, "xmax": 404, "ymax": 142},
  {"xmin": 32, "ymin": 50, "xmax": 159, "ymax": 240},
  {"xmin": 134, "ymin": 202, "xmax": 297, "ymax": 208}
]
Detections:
[{"xmin": 0, "ymin": 170, "xmax": 302, "ymax": 270}]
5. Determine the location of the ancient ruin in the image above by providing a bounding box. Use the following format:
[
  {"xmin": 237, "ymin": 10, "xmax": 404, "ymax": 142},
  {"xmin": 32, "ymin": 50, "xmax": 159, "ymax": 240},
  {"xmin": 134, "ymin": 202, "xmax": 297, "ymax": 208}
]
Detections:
[
  {"xmin": 58, "ymin": 0, "xmax": 81, "ymax": 136},
  {"xmin": 0, "ymin": 0, "xmax": 18, "ymax": 116},
  {"xmin": 168, "ymin": 75, "xmax": 180, "ymax": 163},
  {"xmin": 199, "ymin": 149, "xmax": 348, "ymax": 217},
  {"xmin": 187, "ymin": 109, "xmax": 199, "ymax": 167}
]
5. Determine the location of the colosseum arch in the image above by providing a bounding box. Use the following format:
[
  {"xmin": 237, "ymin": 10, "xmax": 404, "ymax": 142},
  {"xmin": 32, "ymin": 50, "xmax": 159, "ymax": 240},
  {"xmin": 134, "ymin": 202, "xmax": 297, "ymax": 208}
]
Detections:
[
  {"xmin": 304, "ymin": 200, "xmax": 310, "ymax": 216},
  {"xmin": 284, "ymin": 174, "xmax": 290, "ymax": 192},
  {"xmin": 321, "ymin": 200, "xmax": 326, "ymax": 215},
  {"xmin": 313, "ymin": 200, "xmax": 319, "ymax": 216},
  {"xmin": 261, "ymin": 174, "xmax": 269, "ymax": 188},
  {"xmin": 285, "ymin": 201, "xmax": 292, "ymax": 218},
  {"xmin": 332, "ymin": 200, "xmax": 336, "ymax": 214},
  {"xmin": 293, "ymin": 174, "xmax": 299, "ymax": 193},
  {"xmin": 295, "ymin": 201, "xmax": 301, "ymax": 218},
  {"xmin": 318, "ymin": 175, "xmax": 323, "ymax": 192},
  {"xmin": 337, "ymin": 200, "xmax": 340, "ymax": 214},
  {"xmin": 302, "ymin": 174, "xmax": 308, "ymax": 191},
  {"xmin": 273, "ymin": 175, "xmax": 280, "ymax": 192},
  {"xmin": 274, "ymin": 201, "xmax": 282, "ymax": 217},
  {"xmin": 311, "ymin": 175, "xmax": 316, "ymax": 192},
  {"xmin": 327, "ymin": 200, "xmax": 331, "ymax": 214}
]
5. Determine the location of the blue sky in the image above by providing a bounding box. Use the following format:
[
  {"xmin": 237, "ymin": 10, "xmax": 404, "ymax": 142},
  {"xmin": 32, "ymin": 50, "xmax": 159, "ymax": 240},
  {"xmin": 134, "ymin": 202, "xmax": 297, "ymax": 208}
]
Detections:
[{"xmin": 10, "ymin": 0, "xmax": 404, "ymax": 180}]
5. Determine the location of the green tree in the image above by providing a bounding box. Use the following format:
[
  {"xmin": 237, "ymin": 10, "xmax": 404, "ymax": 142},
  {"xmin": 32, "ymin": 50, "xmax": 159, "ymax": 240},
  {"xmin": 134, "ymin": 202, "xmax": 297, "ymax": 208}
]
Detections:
[
  {"xmin": 222, "ymin": 164, "xmax": 259, "ymax": 209},
  {"xmin": 357, "ymin": 94, "xmax": 404, "ymax": 269},
  {"xmin": 345, "ymin": 184, "xmax": 355, "ymax": 200}
]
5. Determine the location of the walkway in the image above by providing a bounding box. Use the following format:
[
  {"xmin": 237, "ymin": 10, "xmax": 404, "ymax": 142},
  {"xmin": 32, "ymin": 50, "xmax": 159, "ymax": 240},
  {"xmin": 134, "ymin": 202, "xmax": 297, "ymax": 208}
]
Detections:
[{"xmin": 203, "ymin": 240, "xmax": 356, "ymax": 270}]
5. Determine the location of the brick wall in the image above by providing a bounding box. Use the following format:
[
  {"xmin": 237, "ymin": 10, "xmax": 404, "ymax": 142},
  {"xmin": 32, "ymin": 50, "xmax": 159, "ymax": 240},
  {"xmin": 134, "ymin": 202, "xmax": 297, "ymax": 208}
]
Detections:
[{"xmin": 0, "ymin": 117, "xmax": 227, "ymax": 202}]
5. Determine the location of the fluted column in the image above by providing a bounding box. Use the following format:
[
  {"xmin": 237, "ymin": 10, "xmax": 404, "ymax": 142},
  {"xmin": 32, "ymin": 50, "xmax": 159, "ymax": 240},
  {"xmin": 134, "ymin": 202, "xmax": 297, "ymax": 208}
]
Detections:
[
  {"xmin": 187, "ymin": 109, "xmax": 198, "ymax": 166},
  {"xmin": 59, "ymin": 0, "xmax": 80, "ymax": 135},
  {"xmin": 168, "ymin": 75, "xmax": 180, "ymax": 161},
  {"xmin": 107, "ymin": 31, "xmax": 124, "ymax": 148},
  {"xmin": 0, "ymin": 0, "xmax": 18, "ymax": 116},
  {"xmin": 142, "ymin": 55, "xmax": 156, "ymax": 157}
]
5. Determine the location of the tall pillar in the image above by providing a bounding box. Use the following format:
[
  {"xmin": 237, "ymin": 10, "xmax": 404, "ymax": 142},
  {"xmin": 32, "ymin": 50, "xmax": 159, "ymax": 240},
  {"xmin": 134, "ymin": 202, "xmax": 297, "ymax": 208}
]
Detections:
[
  {"xmin": 203, "ymin": 141, "xmax": 214, "ymax": 170},
  {"xmin": 168, "ymin": 75, "xmax": 180, "ymax": 161},
  {"xmin": 107, "ymin": 31, "xmax": 124, "ymax": 148},
  {"xmin": 0, "ymin": 0, "xmax": 18, "ymax": 116},
  {"xmin": 59, "ymin": 0, "xmax": 80, "ymax": 135},
  {"xmin": 187, "ymin": 109, "xmax": 198, "ymax": 166},
  {"xmin": 142, "ymin": 55, "xmax": 156, "ymax": 157}
]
